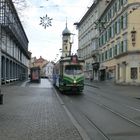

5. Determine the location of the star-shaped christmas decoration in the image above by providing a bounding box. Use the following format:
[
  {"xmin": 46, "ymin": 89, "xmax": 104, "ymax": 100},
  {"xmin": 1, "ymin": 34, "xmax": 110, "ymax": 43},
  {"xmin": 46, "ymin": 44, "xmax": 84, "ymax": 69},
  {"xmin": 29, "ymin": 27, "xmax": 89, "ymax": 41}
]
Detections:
[{"xmin": 39, "ymin": 14, "xmax": 53, "ymax": 29}]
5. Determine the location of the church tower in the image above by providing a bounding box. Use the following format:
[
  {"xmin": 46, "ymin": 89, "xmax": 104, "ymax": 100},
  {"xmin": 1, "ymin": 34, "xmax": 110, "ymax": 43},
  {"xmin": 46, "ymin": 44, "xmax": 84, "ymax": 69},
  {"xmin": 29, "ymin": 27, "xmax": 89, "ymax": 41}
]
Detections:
[{"xmin": 62, "ymin": 21, "xmax": 72, "ymax": 58}]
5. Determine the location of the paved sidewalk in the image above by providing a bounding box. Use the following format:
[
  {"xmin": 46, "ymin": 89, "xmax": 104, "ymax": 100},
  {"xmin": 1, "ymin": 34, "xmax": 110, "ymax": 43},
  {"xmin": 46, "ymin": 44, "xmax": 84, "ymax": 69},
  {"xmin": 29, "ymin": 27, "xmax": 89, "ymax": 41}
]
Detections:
[
  {"xmin": 84, "ymin": 79, "xmax": 140, "ymax": 99},
  {"xmin": 0, "ymin": 84, "xmax": 83, "ymax": 140}
]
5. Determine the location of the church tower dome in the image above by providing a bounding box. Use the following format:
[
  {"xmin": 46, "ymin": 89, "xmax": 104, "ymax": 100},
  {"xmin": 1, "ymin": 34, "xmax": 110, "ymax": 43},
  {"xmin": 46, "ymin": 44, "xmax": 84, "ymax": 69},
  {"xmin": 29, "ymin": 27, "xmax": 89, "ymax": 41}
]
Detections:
[
  {"xmin": 62, "ymin": 22, "xmax": 71, "ymax": 35},
  {"xmin": 61, "ymin": 21, "xmax": 72, "ymax": 57}
]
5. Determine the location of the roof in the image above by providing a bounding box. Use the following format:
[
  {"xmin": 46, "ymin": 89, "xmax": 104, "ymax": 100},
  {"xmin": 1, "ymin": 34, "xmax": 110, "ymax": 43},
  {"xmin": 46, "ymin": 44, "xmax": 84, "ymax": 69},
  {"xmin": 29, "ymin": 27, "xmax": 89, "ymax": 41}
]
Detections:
[
  {"xmin": 62, "ymin": 22, "xmax": 71, "ymax": 35},
  {"xmin": 75, "ymin": 0, "xmax": 101, "ymax": 27}
]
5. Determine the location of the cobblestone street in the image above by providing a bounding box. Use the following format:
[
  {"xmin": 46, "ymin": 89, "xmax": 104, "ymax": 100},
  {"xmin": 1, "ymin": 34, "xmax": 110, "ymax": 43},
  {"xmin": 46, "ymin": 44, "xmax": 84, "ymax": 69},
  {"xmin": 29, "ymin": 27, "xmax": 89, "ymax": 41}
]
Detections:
[{"xmin": 0, "ymin": 83, "xmax": 82, "ymax": 140}]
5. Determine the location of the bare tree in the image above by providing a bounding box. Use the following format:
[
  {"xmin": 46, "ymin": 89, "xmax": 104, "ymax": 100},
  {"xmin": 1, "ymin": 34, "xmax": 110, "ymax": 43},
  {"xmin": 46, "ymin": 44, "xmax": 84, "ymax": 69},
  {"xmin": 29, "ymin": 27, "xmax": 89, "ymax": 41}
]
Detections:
[
  {"xmin": 12, "ymin": 0, "xmax": 53, "ymax": 28},
  {"xmin": 12, "ymin": 0, "xmax": 27, "ymax": 12},
  {"xmin": 12, "ymin": 0, "xmax": 29, "ymax": 27}
]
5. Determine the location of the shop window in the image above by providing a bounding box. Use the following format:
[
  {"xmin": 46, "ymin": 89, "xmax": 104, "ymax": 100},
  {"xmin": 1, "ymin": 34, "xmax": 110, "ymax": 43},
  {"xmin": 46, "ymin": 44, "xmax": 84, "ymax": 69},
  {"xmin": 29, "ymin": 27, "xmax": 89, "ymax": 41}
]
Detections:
[{"xmin": 131, "ymin": 67, "xmax": 137, "ymax": 79}]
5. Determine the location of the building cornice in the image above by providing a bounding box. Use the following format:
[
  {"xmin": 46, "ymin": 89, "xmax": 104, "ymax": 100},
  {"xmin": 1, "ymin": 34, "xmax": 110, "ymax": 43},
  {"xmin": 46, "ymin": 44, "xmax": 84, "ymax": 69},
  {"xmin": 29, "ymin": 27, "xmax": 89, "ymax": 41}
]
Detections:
[
  {"xmin": 74, "ymin": 0, "xmax": 101, "ymax": 27},
  {"xmin": 98, "ymin": 1, "xmax": 140, "ymax": 22}
]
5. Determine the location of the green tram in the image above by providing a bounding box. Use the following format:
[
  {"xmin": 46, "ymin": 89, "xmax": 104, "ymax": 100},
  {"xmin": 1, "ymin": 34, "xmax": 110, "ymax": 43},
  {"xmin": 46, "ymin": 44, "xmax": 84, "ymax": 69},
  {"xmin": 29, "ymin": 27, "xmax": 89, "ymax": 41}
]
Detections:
[{"xmin": 53, "ymin": 55, "xmax": 84, "ymax": 93}]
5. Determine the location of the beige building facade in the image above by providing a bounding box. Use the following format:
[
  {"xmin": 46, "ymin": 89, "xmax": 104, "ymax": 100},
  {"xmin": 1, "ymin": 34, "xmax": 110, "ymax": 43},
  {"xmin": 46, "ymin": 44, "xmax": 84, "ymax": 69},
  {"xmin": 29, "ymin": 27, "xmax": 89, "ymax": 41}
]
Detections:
[
  {"xmin": 98, "ymin": 0, "xmax": 140, "ymax": 85},
  {"xmin": 77, "ymin": 0, "xmax": 140, "ymax": 85}
]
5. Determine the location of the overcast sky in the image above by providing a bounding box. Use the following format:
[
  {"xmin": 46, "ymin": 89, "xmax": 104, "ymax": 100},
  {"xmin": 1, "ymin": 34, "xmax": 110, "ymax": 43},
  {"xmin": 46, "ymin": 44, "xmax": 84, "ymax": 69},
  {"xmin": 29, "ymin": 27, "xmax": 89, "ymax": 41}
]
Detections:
[{"xmin": 21, "ymin": 0, "xmax": 94, "ymax": 61}]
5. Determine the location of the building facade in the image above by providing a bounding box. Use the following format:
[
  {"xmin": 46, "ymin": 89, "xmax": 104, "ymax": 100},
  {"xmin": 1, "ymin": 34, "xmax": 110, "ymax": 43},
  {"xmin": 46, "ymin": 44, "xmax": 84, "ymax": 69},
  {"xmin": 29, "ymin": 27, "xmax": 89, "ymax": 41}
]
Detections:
[
  {"xmin": 29, "ymin": 56, "xmax": 48, "ymax": 78},
  {"xmin": 42, "ymin": 62, "xmax": 54, "ymax": 79},
  {"xmin": 98, "ymin": 0, "xmax": 140, "ymax": 85},
  {"xmin": 0, "ymin": 0, "xmax": 30, "ymax": 84},
  {"xmin": 76, "ymin": 0, "xmax": 140, "ymax": 85},
  {"xmin": 76, "ymin": 0, "xmax": 107, "ymax": 80}
]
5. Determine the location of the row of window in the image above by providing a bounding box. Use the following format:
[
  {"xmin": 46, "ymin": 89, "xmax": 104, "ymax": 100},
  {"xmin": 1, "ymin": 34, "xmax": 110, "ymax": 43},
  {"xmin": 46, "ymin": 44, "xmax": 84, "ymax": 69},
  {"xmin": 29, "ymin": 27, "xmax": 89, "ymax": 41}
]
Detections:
[
  {"xmin": 99, "ymin": 12, "xmax": 127, "ymax": 47},
  {"xmin": 79, "ymin": 11, "xmax": 97, "ymax": 36},
  {"xmin": 102, "ymin": 0, "xmax": 127, "ymax": 26},
  {"xmin": 79, "ymin": 0, "xmax": 131, "ymax": 67},
  {"xmin": 1, "ymin": 30, "xmax": 28, "ymax": 66},
  {"xmin": 100, "ymin": 39, "xmax": 127, "ymax": 62},
  {"xmin": 1, "ymin": 58, "xmax": 27, "ymax": 80},
  {"xmin": 79, "ymin": 28, "xmax": 96, "ymax": 49}
]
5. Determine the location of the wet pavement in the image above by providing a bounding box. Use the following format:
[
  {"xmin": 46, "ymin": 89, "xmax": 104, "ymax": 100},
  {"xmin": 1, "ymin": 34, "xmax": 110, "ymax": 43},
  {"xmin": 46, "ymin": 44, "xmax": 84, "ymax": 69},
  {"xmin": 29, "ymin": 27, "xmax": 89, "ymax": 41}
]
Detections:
[
  {"xmin": 84, "ymin": 79, "xmax": 140, "ymax": 99},
  {"xmin": 0, "ymin": 79, "xmax": 83, "ymax": 140},
  {"xmin": 0, "ymin": 79, "xmax": 140, "ymax": 140}
]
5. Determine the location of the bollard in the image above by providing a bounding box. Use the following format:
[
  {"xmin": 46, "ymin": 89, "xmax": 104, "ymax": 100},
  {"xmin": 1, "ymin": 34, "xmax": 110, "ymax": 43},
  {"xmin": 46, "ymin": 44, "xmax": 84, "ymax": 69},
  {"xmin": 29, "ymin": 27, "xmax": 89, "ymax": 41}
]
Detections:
[{"xmin": 0, "ymin": 94, "xmax": 3, "ymax": 105}]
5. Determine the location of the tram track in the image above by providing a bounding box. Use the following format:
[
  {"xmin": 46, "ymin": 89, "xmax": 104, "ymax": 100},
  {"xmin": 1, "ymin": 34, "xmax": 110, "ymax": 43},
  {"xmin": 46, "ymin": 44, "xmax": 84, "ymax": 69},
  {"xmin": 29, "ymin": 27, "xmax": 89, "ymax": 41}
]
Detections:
[
  {"xmin": 83, "ymin": 92, "xmax": 140, "ymax": 128},
  {"xmin": 60, "ymin": 93, "xmax": 140, "ymax": 139},
  {"xmin": 55, "ymin": 86, "xmax": 140, "ymax": 139},
  {"xmin": 78, "ymin": 94, "xmax": 140, "ymax": 139},
  {"xmin": 81, "ymin": 113, "xmax": 111, "ymax": 140},
  {"xmin": 84, "ymin": 87, "xmax": 140, "ymax": 125},
  {"xmin": 55, "ymin": 88, "xmax": 112, "ymax": 140}
]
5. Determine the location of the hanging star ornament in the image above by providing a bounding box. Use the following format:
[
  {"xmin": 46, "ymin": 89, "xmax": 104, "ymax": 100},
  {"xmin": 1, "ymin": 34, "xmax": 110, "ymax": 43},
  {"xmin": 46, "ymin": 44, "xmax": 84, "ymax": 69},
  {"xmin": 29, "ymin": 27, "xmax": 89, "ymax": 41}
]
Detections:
[{"xmin": 39, "ymin": 14, "xmax": 53, "ymax": 29}]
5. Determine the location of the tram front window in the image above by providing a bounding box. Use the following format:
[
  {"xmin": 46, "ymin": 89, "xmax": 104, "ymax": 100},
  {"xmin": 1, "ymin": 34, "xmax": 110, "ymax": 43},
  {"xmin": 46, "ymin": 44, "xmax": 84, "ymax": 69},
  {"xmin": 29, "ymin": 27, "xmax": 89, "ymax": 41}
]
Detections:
[{"xmin": 65, "ymin": 65, "xmax": 83, "ymax": 75}]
